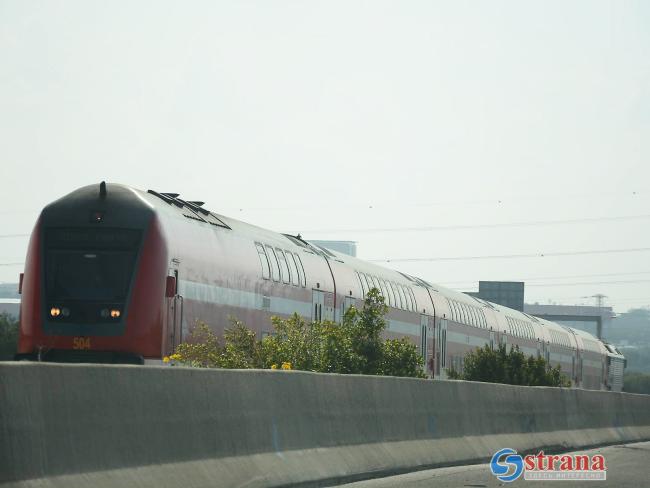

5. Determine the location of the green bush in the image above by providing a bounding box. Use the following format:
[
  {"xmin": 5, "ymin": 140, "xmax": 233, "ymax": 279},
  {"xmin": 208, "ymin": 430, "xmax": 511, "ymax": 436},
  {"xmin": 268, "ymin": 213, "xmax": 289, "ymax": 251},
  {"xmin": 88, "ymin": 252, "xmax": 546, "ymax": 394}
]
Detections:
[
  {"xmin": 623, "ymin": 372, "xmax": 650, "ymax": 394},
  {"xmin": 447, "ymin": 343, "xmax": 571, "ymax": 387},
  {"xmin": 173, "ymin": 288, "xmax": 425, "ymax": 378},
  {"xmin": 0, "ymin": 313, "xmax": 19, "ymax": 361}
]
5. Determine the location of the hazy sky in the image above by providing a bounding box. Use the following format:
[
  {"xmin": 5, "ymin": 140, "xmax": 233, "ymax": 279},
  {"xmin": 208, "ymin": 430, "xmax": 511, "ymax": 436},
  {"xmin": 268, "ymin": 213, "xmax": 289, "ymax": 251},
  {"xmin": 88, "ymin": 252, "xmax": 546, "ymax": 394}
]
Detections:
[{"xmin": 1, "ymin": 1, "xmax": 649, "ymax": 313}]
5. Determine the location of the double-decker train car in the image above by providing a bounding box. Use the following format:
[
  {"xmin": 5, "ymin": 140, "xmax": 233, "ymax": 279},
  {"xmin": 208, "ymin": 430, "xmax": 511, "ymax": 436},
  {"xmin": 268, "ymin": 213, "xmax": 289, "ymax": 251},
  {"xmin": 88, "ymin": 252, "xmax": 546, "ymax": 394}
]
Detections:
[{"xmin": 15, "ymin": 183, "xmax": 624, "ymax": 390}]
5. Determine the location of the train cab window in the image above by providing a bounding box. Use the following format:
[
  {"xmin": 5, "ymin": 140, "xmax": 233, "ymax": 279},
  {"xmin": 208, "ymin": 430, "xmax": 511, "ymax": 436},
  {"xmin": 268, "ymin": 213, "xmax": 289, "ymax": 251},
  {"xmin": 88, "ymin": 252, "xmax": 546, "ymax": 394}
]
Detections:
[
  {"xmin": 295, "ymin": 253, "xmax": 307, "ymax": 287},
  {"xmin": 287, "ymin": 251, "xmax": 300, "ymax": 286},
  {"xmin": 276, "ymin": 249, "xmax": 291, "ymax": 284},
  {"xmin": 255, "ymin": 243, "xmax": 271, "ymax": 280},
  {"xmin": 266, "ymin": 246, "xmax": 281, "ymax": 282}
]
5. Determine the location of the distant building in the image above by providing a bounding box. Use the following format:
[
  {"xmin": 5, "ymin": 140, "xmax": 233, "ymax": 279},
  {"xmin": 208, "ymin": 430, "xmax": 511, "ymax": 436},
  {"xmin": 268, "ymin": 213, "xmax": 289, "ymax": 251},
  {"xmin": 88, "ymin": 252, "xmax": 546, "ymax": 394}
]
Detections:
[
  {"xmin": 466, "ymin": 281, "xmax": 525, "ymax": 311},
  {"xmin": 0, "ymin": 299, "xmax": 20, "ymax": 319},
  {"xmin": 0, "ymin": 283, "xmax": 20, "ymax": 300},
  {"xmin": 524, "ymin": 303, "xmax": 615, "ymax": 340},
  {"xmin": 309, "ymin": 240, "xmax": 357, "ymax": 257},
  {"xmin": 0, "ymin": 283, "xmax": 21, "ymax": 319}
]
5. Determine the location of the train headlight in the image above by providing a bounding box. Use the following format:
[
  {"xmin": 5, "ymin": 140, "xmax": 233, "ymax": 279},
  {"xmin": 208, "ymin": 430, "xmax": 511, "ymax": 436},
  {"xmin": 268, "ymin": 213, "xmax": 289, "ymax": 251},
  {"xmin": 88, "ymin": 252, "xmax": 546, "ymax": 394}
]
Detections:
[
  {"xmin": 61, "ymin": 307, "xmax": 70, "ymax": 317},
  {"xmin": 110, "ymin": 309, "xmax": 121, "ymax": 318},
  {"xmin": 50, "ymin": 307, "xmax": 61, "ymax": 317}
]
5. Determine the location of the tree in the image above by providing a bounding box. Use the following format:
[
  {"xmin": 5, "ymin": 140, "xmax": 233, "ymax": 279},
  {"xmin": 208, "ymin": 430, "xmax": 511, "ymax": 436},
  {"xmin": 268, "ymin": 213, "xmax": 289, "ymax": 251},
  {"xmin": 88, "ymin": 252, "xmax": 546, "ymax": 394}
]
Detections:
[
  {"xmin": 0, "ymin": 313, "xmax": 19, "ymax": 361},
  {"xmin": 623, "ymin": 372, "xmax": 650, "ymax": 394},
  {"xmin": 172, "ymin": 288, "xmax": 425, "ymax": 378},
  {"xmin": 447, "ymin": 343, "xmax": 570, "ymax": 387}
]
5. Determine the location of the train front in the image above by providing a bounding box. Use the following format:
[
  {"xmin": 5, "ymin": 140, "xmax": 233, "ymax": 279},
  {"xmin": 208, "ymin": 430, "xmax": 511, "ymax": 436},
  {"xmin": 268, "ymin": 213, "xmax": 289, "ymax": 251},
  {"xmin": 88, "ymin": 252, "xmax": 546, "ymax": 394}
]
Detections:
[{"xmin": 16, "ymin": 182, "xmax": 168, "ymax": 364}]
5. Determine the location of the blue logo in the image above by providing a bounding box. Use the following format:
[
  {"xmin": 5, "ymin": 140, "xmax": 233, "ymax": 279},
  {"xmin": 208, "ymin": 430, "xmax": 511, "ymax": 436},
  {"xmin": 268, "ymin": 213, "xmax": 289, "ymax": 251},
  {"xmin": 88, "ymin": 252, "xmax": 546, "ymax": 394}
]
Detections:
[{"xmin": 490, "ymin": 448, "xmax": 524, "ymax": 482}]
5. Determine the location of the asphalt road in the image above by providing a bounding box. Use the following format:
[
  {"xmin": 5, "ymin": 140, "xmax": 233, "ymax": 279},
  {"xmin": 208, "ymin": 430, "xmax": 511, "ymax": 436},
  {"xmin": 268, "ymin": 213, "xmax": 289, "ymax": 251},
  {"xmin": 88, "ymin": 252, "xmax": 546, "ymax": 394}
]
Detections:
[{"xmin": 333, "ymin": 441, "xmax": 650, "ymax": 488}]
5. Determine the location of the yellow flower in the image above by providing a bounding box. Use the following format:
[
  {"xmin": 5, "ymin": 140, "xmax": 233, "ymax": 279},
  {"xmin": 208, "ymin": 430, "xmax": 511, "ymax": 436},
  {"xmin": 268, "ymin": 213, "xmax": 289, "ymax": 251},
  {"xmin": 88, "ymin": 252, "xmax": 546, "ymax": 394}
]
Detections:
[
  {"xmin": 163, "ymin": 356, "xmax": 170, "ymax": 364},
  {"xmin": 170, "ymin": 353, "xmax": 182, "ymax": 361},
  {"xmin": 271, "ymin": 364, "xmax": 278, "ymax": 370},
  {"xmin": 281, "ymin": 362, "xmax": 292, "ymax": 370}
]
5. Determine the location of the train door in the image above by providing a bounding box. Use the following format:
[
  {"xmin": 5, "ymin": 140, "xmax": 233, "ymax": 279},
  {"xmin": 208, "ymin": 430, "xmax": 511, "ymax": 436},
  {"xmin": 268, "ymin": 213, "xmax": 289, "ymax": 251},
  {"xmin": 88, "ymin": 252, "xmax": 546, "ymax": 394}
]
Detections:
[
  {"xmin": 313, "ymin": 290, "xmax": 334, "ymax": 322},
  {"xmin": 571, "ymin": 355, "xmax": 576, "ymax": 384},
  {"xmin": 426, "ymin": 315, "xmax": 435, "ymax": 375},
  {"xmin": 323, "ymin": 291, "xmax": 335, "ymax": 321},
  {"xmin": 312, "ymin": 290, "xmax": 324, "ymax": 322},
  {"xmin": 165, "ymin": 261, "xmax": 183, "ymax": 355},
  {"xmin": 438, "ymin": 319, "xmax": 448, "ymax": 378},
  {"xmin": 420, "ymin": 315, "xmax": 428, "ymax": 365},
  {"xmin": 341, "ymin": 296, "xmax": 355, "ymax": 321},
  {"xmin": 576, "ymin": 350, "xmax": 583, "ymax": 388}
]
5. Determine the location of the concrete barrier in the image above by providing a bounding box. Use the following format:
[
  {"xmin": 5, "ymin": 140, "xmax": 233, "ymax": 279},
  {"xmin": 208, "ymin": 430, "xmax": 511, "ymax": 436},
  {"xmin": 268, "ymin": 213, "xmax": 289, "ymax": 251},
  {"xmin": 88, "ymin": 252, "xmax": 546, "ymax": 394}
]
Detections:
[{"xmin": 1, "ymin": 362, "xmax": 649, "ymax": 488}]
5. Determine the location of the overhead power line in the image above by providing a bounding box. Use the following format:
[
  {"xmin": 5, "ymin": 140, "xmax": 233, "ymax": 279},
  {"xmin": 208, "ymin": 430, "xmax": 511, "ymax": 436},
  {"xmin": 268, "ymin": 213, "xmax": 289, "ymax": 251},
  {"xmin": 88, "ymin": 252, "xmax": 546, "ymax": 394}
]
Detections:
[
  {"xmin": 0, "ymin": 234, "xmax": 29, "ymax": 239},
  {"xmin": 369, "ymin": 246, "xmax": 650, "ymax": 263},
  {"xmin": 219, "ymin": 188, "xmax": 649, "ymax": 213},
  {"xmin": 0, "ymin": 262, "xmax": 23, "ymax": 267},
  {"xmin": 437, "ymin": 270, "xmax": 650, "ymax": 285},
  {"xmin": 306, "ymin": 214, "xmax": 650, "ymax": 234},
  {"xmin": 526, "ymin": 279, "xmax": 650, "ymax": 287}
]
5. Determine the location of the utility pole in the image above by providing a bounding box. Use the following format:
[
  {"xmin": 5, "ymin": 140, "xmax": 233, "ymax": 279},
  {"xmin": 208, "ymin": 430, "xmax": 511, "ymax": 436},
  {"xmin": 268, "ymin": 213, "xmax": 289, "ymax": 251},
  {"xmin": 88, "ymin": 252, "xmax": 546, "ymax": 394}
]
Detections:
[{"xmin": 582, "ymin": 294, "xmax": 607, "ymax": 339}]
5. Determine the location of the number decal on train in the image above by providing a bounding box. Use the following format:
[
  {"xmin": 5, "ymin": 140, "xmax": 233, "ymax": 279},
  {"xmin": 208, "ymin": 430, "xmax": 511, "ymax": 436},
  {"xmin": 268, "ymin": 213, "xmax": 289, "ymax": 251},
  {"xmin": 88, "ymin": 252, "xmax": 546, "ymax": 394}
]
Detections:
[{"xmin": 72, "ymin": 337, "xmax": 91, "ymax": 350}]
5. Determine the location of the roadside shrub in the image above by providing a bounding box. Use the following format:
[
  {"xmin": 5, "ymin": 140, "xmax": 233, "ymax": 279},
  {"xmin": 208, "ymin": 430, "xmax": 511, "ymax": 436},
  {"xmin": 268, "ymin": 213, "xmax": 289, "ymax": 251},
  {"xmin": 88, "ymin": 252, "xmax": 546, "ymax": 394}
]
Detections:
[
  {"xmin": 447, "ymin": 343, "xmax": 571, "ymax": 387},
  {"xmin": 172, "ymin": 288, "xmax": 425, "ymax": 378},
  {"xmin": 0, "ymin": 313, "xmax": 19, "ymax": 361}
]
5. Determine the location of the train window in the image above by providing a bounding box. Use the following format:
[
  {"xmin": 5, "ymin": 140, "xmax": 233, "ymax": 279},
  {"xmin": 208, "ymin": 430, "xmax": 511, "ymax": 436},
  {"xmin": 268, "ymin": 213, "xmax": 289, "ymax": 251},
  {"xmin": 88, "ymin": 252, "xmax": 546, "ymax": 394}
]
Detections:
[
  {"xmin": 276, "ymin": 249, "xmax": 291, "ymax": 284},
  {"xmin": 394, "ymin": 284, "xmax": 404, "ymax": 310},
  {"xmin": 378, "ymin": 279, "xmax": 390, "ymax": 305},
  {"xmin": 404, "ymin": 285, "xmax": 414, "ymax": 311},
  {"xmin": 388, "ymin": 282, "xmax": 399, "ymax": 308},
  {"xmin": 357, "ymin": 272, "xmax": 367, "ymax": 298},
  {"xmin": 287, "ymin": 252, "xmax": 300, "ymax": 286},
  {"xmin": 255, "ymin": 243, "xmax": 271, "ymax": 280},
  {"xmin": 266, "ymin": 246, "xmax": 281, "ymax": 282},
  {"xmin": 401, "ymin": 287, "xmax": 410, "ymax": 311},
  {"xmin": 470, "ymin": 307, "xmax": 478, "ymax": 327},
  {"xmin": 295, "ymin": 253, "xmax": 307, "ymax": 287},
  {"xmin": 385, "ymin": 280, "xmax": 395, "ymax": 307},
  {"xmin": 359, "ymin": 273, "xmax": 372, "ymax": 298},
  {"xmin": 370, "ymin": 275, "xmax": 381, "ymax": 294},
  {"xmin": 450, "ymin": 300, "xmax": 458, "ymax": 322},
  {"xmin": 408, "ymin": 288, "xmax": 418, "ymax": 312}
]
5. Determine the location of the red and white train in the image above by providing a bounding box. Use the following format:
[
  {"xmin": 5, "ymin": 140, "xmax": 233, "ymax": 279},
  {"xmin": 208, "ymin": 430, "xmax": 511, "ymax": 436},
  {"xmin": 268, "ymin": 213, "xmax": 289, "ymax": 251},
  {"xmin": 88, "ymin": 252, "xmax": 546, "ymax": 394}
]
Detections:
[{"xmin": 16, "ymin": 183, "xmax": 626, "ymax": 391}]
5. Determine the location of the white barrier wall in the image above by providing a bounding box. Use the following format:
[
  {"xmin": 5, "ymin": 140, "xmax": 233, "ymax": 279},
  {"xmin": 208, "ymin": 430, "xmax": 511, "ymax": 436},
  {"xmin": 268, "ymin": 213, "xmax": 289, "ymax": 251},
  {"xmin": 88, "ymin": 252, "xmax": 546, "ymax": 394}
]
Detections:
[{"xmin": 1, "ymin": 363, "xmax": 649, "ymax": 488}]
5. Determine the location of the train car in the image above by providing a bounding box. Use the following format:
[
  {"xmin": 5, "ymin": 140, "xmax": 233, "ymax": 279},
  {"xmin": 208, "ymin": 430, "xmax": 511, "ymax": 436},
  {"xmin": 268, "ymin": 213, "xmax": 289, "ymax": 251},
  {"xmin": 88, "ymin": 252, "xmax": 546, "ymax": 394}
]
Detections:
[
  {"xmin": 15, "ymin": 182, "xmax": 623, "ymax": 390},
  {"xmin": 603, "ymin": 343, "xmax": 626, "ymax": 392}
]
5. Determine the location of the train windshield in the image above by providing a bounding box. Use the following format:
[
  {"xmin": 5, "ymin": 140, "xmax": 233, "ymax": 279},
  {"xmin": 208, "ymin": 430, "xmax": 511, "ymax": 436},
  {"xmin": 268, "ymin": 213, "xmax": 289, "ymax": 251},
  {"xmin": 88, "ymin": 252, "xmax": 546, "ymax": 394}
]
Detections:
[{"xmin": 45, "ymin": 228, "xmax": 142, "ymax": 301}]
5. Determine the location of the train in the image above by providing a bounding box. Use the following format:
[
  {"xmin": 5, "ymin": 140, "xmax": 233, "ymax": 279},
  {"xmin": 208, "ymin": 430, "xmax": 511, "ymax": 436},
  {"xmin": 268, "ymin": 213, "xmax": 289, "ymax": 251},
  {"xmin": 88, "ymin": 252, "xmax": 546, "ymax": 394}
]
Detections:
[{"xmin": 15, "ymin": 182, "xmax": 626, "ymax": 391}]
